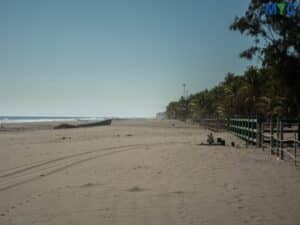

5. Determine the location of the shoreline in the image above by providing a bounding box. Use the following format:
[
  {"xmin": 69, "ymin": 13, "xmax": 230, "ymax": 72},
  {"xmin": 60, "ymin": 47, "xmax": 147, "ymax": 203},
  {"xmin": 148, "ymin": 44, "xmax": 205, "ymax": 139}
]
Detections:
[{"xmin": 0, "ymin": 119, "xmax": 112, "ymax": 132}]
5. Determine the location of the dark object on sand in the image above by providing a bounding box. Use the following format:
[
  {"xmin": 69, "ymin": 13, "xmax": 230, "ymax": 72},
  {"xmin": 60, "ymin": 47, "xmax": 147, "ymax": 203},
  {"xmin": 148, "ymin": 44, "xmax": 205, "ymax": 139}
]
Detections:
[
  {"xmin": 198, "ymin": 134, "xmax": 225, "ymax": 146},
  {"xmin": 231, "ymin": 142, "xmax": 235, "ymax": 147},
  {"xmin": 127, "ymin": 186, "xmax": 144, "ymax": 192},
  {"xmin": 54, "ymin": 119, "xmax": 112, "ymax": 129},
  {"xmin": 217, "ymin": 138, "xmax": 225, "ymax": 146},
  {"xmin": 61, "ymin": 136, "xmax": 71, "ymax": 140},
  {"xmin": 54, "ymin": 123, "xmax": 77, "ymax": 129},
  {"xmin": 78, "ymin": 119, "xmax": 112, "ymax": 127},
  {"xmin": 207, "ymin": 133, "xmax": 215, "ymax": 145}
]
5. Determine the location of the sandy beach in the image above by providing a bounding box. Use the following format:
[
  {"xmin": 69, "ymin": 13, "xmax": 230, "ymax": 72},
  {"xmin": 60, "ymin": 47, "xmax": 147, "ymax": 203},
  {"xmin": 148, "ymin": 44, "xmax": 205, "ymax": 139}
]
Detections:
[{"xmin": 0, "ymin": 119, "xmax": 300, "ymax": 225}]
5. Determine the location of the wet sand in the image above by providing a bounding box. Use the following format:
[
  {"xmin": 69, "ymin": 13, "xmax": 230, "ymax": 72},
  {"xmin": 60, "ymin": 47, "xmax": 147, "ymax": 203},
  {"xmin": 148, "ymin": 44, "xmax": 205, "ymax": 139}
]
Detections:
[{"xmin": 0, "ymin": 119, "xmax": 300, "ymax": 225}]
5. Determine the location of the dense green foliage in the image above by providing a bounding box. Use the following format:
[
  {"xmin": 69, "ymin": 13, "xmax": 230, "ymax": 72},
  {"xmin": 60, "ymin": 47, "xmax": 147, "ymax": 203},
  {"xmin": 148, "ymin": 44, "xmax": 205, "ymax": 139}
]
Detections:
[{"xmin": 166, "ymin": 0, "xmax": 300, "ymax": 120}]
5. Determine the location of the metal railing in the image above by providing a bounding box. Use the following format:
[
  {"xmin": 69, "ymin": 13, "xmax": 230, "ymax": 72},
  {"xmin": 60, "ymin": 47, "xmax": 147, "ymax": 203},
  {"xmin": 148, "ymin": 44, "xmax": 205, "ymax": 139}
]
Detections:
[{"xmin": 261, "ymin": 119, "xmax": 300, "ymax": 166}]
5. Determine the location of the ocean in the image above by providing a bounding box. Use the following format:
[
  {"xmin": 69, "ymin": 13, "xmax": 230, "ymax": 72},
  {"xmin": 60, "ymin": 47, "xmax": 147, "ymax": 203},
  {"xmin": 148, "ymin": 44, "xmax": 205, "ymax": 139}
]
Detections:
[{"xmin": 0, "ymin": 116, "xmax": 107, "ymax": 124}]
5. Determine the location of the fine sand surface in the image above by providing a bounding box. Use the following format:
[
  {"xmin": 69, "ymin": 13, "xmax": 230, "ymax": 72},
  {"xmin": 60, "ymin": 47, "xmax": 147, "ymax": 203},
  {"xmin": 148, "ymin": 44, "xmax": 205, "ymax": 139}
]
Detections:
[{"xmin": 0, "ymin": 119, "xmax": 300, "ymax": 225}]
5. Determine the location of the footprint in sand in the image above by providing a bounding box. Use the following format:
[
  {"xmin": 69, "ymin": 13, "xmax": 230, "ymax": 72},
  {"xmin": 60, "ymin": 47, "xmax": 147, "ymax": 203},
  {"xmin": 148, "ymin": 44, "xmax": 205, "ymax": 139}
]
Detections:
[
  {"xmin": 176, "ymin": 192, "xmax": 188, "ymax": 223},
  {"xmin": 246, "ymin": 215, "xmax": 263, "ymax": 225},
  {"xmin": 223, "ymin": 183, "xmax": 229, "ymax": 189},
  {"xmin": 232, "ymin": 186, "xmax": 239, "ymax": 190}
]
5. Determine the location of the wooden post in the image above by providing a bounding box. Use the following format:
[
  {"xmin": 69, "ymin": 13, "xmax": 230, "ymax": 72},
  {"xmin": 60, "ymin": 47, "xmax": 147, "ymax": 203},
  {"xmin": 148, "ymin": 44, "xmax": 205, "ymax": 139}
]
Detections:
[
  {"xmin": 245, "ymin": 118, "xmax": 248, "ymax": 147},
  {"xmin": 256, "ymin": 118, "xmax": 262, "ymax": 148},
  {"xmin": 234, "ymin": 120, "xmax": 238, "ymax": 135},
  {"xmin": 294, "ymin": 133, "xmax": 297, "ymax": 167},
  {"xmin": 276, "ymin": 118, "xmax": 280, "ymax": 157},
  {"xmin": 298, "ymin": 122, "xmax": 300, "ymax": 143},
  {"xmin": 250, "ymin": 119, "xmax": 253, "ymax": 142},
  {"xmin": 270, "ymin": 119, "xmax": 274, "ymax": 155},
  {"xmin": 280, "ymin": 120, "xmax": 284, "ymax": 160},
  {"xmin": 227, "ymin": 118, "xmax": 229, "ymax": 131},
  {"xmin": 261, "ymin": 121, "xmax": 265, "ymax": 151},
  {"xmin": 228, "ymin": 118, "xmax": 230, "ymax": 131}
]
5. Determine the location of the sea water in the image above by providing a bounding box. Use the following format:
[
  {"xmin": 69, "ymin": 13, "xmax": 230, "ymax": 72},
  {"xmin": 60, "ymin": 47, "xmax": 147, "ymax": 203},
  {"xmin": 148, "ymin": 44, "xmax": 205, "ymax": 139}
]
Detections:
[{"xmin": 0, "ymin": 116, "xmax": 107, "ymax": 124}]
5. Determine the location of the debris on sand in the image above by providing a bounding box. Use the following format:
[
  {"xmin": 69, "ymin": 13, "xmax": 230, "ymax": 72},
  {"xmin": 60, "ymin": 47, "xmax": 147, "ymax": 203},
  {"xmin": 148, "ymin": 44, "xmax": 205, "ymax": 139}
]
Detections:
[
  {"xmin": 81, "ymin": 182, "xmax": 100, "ymax": 188},
  {"xmin": 133, "ymin": 166, "xmax": 142, "ymax": 170},
  {"xmin": 173, "ymin": 191, "xmax": 184, "ymax": 194},
  {"xmin": 127, "ymin": 186, "xmax": 144, "ymax": 192},
  {"xmin": 217, "ymin": 138, "xmax": 225, "ymax": 146},
  {"xmin": 83, "ymin": 183, "xmax": 95, "ymax": 187},
  {"xmin": 61, "ymin": 136, "xmax": 71, "ymax": 140}
]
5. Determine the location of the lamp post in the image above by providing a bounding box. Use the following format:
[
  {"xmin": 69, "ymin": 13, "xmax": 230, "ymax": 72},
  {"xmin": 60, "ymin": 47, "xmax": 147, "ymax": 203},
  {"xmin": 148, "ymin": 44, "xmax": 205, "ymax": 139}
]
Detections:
[{"xmin": 182, "ymin": 83, "xmax": 186, "ymax": 99}]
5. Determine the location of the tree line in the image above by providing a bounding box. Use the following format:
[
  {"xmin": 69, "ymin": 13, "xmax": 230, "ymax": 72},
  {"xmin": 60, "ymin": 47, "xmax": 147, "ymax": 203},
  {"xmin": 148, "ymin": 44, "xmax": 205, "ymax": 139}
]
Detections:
[{"xmin": 166, "ymin": 0, "xmax": 300, "ymax": 121}]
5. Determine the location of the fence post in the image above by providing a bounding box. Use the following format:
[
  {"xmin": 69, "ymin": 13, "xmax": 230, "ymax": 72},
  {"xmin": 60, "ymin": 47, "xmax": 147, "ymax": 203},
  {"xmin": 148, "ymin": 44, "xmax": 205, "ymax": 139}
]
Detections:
[
  {"xmin": 276, "ymin": 117, "xmax": 280, "ymax": 157},
  {"xmin": 280, "ymin": 120, "xmax": 284, "ymax": 160},
  {"xmin": 256, "ymin": 118, "xmax": 262, "ymax": 148},
  {"xmin": 261, "ymin": 121, "xmax": 265, "ymax": 151},
  {"xmin": 227, "ymin": 118, "xmax": 229, "ymax": 131},
  {"xmin": 294, "ymin": 133, "xmax": 297, "ymax": 167},
  {"xmin": 270, "ymin": 119, "xmax": 274, "ymax": 155},
  {"xmin": 298, "ymin": 122, "xmax": 300, "ymax": 143}
]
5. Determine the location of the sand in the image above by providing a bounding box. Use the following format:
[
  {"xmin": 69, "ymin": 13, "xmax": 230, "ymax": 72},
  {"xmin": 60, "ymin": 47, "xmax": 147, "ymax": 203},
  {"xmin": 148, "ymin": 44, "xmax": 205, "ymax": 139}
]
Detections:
[{"xmin": 0, "ymin": 119, "xmax": 300, "ymax": 225}]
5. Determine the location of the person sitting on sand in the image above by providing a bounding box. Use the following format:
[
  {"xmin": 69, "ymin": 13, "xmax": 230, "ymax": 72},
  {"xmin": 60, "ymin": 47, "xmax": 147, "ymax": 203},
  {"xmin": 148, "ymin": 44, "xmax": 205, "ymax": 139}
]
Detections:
[{"xmin": 207, "ymin": 133, "xmax": 214, "ymax": 145}]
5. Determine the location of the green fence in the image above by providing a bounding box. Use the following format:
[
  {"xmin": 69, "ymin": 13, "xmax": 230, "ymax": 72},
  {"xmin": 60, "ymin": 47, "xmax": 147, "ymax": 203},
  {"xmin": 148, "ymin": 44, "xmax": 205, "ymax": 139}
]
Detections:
[{"xmin": 229, "ymin": 118, "xmax": 260, "ymax": 144}]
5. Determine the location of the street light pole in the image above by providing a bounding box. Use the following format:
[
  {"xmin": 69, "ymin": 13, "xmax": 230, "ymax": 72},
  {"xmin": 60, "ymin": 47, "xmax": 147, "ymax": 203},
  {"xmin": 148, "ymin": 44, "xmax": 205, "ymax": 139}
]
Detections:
[{"xmin": 182, "ymin": 83, "xmax": 186, "ymax": 99}]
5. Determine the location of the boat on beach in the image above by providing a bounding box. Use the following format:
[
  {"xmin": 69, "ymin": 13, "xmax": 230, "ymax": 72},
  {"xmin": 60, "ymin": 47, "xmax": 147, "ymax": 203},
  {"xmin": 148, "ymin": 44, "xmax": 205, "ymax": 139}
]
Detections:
[{"xmin": 54, "ymin": 119, "xmax": 112, "ymax": 129}]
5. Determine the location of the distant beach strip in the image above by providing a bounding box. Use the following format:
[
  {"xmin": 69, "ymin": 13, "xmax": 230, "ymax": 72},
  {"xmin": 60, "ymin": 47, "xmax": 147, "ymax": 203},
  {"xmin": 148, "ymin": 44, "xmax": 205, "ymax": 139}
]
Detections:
[{"xmin": 0, "ymin": 116, "xmax": 109, "ymax": 124}]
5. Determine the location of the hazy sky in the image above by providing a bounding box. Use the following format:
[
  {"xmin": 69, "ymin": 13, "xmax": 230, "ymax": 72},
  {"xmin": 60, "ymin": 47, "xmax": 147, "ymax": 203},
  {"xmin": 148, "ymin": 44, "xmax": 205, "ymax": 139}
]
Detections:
[{"xmin": 0, "ymin": 0, "xmax": 254, "ymax": 117}]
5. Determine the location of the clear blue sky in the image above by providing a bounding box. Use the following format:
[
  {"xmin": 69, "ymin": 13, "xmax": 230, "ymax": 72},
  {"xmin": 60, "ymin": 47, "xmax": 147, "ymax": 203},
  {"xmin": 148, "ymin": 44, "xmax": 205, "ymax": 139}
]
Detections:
[{"xmin": 0, "ymin": 0, "xmax": 254, "ymax": 117}]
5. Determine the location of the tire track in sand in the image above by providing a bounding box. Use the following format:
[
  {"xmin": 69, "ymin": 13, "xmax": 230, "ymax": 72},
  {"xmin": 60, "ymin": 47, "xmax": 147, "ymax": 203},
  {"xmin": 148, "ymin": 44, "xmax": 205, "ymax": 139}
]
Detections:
[{"xmin": 0, "ymin": 141, "xmax": 187, "ymax": 192}]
